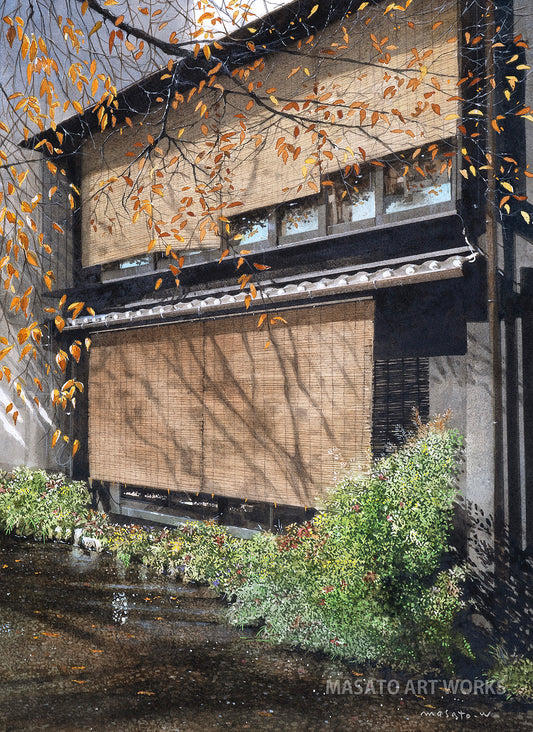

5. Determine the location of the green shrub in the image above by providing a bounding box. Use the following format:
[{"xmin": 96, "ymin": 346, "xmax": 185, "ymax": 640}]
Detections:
[
  {"xmin": 0, "ymin": 467, "xmax": 89, "ymax": 541},
  {"xmin": 488, "ymin": 646, "xmax": 533, "ymax": 700},
  {"xmin": 218, "ymin": 417, "xmax": 471, "ymax": 670}
]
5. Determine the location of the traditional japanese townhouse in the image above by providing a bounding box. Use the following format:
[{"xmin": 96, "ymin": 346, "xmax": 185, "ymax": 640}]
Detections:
[{"xmin": 25, "ymin": 0, "xmax": 533, "ymax": 565}]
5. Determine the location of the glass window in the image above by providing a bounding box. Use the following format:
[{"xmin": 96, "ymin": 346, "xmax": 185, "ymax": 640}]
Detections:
[
  {"xmin": 326, "ymin": 168, "xmax": 375, "ymax": 225},
  {"xmin": 383, "ymin": 148, "xmax": 452, "ymax": 214},
  {"xmin": 280, "ymin": 196, "xmax": 319, "ymax": 237},
  {"xmin": 101, "ymin": 254, "xmax": 152, "ymax": 275},
  {"xmin": 117, "ymin": 255, "xmax": 152, "ymax": 270},
  {"xmin": 229, "ymin": 210, "xmax": 270, "ymax": 245}
]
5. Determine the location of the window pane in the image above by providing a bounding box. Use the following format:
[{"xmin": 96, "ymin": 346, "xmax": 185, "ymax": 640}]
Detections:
[
  {"xmin": 384, "ymin": 150, "xmax": 452, "ymax": 214},
  {"xmin": 280, "ymin": 197, "xmax": 318, "ymax": 237},
  {"xmin": 229, "ymin": 211, "xmax": 270, "ymax": 245},
  {"xmin": 117, "ymin": 255, "xmax": 151, "ymax": 270},
  {"xmin": 327, "ymin": 169, "xmax": 375, "ymax": 225}
]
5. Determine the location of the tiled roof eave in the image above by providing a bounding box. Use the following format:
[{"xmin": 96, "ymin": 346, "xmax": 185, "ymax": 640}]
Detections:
[{"xmin": 63, "ymin": 254, "xmax": 474, "ymax": 332}]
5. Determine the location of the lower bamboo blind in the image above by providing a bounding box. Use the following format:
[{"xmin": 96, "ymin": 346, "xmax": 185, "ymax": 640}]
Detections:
[{"xmin": 88, "ymin": 300, "xmax": 374, "ymax": 507}]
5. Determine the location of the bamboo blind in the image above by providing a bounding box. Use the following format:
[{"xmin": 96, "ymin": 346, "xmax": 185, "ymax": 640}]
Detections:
[
  {"xmin": 81, "ymin": 0, "xmax": 459, "ymax": 267},
  {"xmin": 88, "ymin": 300, "xmax": 374, "ymax": 507}
]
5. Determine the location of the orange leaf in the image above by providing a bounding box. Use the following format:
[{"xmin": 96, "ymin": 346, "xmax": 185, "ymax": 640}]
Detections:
[
  {"xmin": 19, "ymin": 344, "xmax": 32, "ymax": 361},
  {"xmin": 51, "ymin": 429, "xmax": 61, "ymax": 448},
  {"xmin": 257, "ymin": 313, "xmax": 267, "ymax": 328},
  {"xmin": 67, "ymin": 301, "xmax": 85, "ymax": 319},
  {"xmin": 72, "ymin": 439, "xmax": 80, "ymax": 457},
  {"xmin": 154, "ymin": 278, "xmax": 162, "ymax": 290},
  {"xmin": 69, "ymin": 343, "xmax": 81, "ymax": 363},
  {"xmin": 17, "ymin": 328, "xmax": 29, "ymax": 345},
  {"xmin": 253, "ymin": 263, "xmax": 270, "ymax": 271},
  {"xmin": 0, "ymin": 346, "xmax": 14, "ymax": 361},
  {"xmin": 55, "ymin": 315, "xmax": 65, "ymax": 333}
]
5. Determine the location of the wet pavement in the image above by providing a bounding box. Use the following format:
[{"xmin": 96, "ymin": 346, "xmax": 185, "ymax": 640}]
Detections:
[{"xmin": 0, "ymin": 535, "xmax": 531, "ymax": 731}]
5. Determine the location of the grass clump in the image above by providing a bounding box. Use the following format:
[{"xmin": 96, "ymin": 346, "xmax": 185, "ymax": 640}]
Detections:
[{"xmin": 488, "ymin": 646, "xmax": 533, "ymax": 701}]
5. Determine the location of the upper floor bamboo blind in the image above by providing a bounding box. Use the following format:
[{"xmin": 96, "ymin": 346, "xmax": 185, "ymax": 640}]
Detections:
[
  {"xmin": 88, "ymin": 299, "xmax": 374, "ymax": 507},
  {"xmin": 81, "ymin": 0, "xmax": 458, "ymax": 266}
]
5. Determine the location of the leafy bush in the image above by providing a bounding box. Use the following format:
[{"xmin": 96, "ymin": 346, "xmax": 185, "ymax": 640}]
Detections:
[
  {"xmin": 488, "ymin": 646, "xmax": 533, "ymax": 700},
  {"xmin": 216, "ymin": 417, "xmax": 471, "ymax": 670},
  {"xmin": 0, "ymin": 467, "xmax": 89, "ymax": 541}
]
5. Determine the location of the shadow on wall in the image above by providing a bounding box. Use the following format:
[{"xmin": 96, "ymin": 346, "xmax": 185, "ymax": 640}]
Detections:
[{"xmin": 455, "ymin": 494, "xmax": 533, "ymax": 660}]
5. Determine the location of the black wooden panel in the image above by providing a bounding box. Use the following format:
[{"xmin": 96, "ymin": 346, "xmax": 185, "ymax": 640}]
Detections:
[{"xmin": 372, "ymin": 357, "xmax": 429, "ymax": 456}]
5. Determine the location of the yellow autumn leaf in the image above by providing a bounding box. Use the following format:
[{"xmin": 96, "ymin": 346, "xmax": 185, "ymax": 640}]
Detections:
[
  {"xmin": 67, "ymin": 301, "xmax": 85, "ymax": 319},
  {"xmin": 521, "ymin": 211, "xmax": 531, "ymax": 225},
  {"xmin": 51, "ymin": 429, "xmax": 61, "ymax": 448},
  {"xmin": 89, "ymin": 21, "xmax": 102, "ymax": 37},
  {"xmin": 69, "ymin": 343, "xmax": 81, "ymax": 362},
  {"xmin": 17, "ymin": 328, "xmax": 29, "ymax": 345}
]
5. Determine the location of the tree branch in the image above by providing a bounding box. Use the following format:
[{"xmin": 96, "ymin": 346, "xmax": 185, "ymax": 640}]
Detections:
[{"xmin": 76, "ymin": 0, "xmax": 191, "ymax": 58}]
